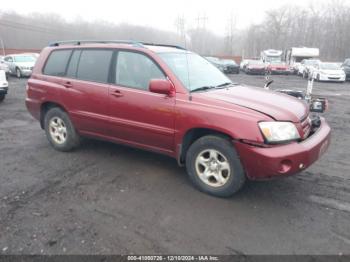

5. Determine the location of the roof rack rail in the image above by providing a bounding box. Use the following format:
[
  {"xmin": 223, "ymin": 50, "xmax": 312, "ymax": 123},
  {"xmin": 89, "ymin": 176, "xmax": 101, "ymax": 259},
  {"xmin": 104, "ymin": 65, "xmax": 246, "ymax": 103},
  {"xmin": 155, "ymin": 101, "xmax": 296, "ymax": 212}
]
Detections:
[
  {"xmin": 48, "ymin": 40, "xmax": 187, "ymax": 50},
  {"xmin": 140, "ymin": 42, "xmax": 186, "ymax": 50},
  {"xmin": 48, "ymin": 40, "xmax": 144, "ymax": 47}
]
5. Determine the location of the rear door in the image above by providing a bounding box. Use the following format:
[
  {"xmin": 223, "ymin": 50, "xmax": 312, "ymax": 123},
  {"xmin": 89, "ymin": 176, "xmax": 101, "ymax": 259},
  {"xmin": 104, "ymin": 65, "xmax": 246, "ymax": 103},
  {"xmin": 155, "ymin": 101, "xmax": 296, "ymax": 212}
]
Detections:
[
  {"xmin": 59, "ymin": 49, "xmax": 113, "ymax": 135},
  {"xmin": 107, "ymin": 50, "xmax": 175, "ymax": 153}
]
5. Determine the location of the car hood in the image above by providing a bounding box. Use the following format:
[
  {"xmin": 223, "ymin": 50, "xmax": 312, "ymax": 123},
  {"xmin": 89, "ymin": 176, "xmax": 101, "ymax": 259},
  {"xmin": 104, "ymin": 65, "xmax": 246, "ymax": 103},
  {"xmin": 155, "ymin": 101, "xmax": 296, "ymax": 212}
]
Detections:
[
  {"xmin": 15, "ymin": 62, "xmax": 35, "ymax": 67},
  {"xmin": 199, "ymin": 85, "xmax": 309, "ymax": 122}
]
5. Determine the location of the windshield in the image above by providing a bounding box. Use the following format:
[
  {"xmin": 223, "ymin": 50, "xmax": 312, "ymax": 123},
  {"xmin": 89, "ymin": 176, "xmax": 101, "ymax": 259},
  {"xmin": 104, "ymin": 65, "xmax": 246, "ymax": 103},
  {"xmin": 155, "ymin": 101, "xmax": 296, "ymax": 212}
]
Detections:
[
  {"xmin": 304, "ymin": 60, "xmax": 319, "ymax": 65},
  {"xmin": 270, "ymin": 61, "xmax": 285, "ymax": 65},
  {"xmin": 159, "ymin": 52, "xmax": 231, "ymax": 91},
  {"xmin": 266, "ymin": 57, "xmax": 281, "ymax": 63},
  {"xmin": 320, "ymin": 63, "xmax": 341, "ymax": 70},
  {"xmin": 223, "ymin": 59, "xmax": 237, "ymax": 65},
  {"xmin": 14, "ymin": 56, "xmax": 36, "ymax": 63},
  {"xmin": 205, "ymin": 57, "xmax": 220, "ymax": 63}
]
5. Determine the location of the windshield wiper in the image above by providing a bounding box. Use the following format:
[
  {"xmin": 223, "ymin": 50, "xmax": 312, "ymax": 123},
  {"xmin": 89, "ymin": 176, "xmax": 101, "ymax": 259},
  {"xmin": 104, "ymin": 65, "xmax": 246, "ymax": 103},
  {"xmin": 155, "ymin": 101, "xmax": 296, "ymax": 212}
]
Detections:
[
  {"xmin": 216, "ymin": 82, "xmax": 233, "ymax": 87},
  {"xmin": 190, "ymin": 86, "xmax": 216, "ymax": 92},
  {"xmin": 216, "ymin": 82, "xmax": 239, "ymax": 88},
  {"xmin": 190, "ymin": 82, "xmax": 238, "ymax": 93}
]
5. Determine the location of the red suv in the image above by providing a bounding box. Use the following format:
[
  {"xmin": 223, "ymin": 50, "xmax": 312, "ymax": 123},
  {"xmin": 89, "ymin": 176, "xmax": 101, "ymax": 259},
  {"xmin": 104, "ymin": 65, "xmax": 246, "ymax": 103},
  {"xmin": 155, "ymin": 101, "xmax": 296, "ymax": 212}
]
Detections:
[{"xmin": 26, "ymin": 41, "xmax": 331, "ymax": 197}]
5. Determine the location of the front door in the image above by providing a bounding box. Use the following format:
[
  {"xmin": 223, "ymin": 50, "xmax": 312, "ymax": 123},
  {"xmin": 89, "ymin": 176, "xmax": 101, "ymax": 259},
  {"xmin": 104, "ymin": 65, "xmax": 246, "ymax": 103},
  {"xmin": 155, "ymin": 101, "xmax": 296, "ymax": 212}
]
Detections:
[{"xmin": 108, "ymin": 50, "xmax": 175, "ymax": 153}]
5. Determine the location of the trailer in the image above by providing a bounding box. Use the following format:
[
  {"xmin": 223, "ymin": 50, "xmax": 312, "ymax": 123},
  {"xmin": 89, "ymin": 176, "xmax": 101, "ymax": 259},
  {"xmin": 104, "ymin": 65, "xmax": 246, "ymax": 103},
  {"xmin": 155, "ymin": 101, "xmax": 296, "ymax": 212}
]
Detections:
[
  {"xmin": 285, "ymin": 47, "xmax": 320, "ymax": 74},
  {"xmin": 261, "ymin": 49, "xmax": 283, "ymax": 63}
]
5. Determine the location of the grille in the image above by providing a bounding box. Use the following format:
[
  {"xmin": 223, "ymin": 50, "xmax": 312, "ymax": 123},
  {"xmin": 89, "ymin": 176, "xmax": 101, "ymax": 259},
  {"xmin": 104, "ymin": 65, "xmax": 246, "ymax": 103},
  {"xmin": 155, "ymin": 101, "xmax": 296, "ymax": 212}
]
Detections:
[{"xmin": 301, "ymin": 115, "xmax": 311, "ymax": 139}]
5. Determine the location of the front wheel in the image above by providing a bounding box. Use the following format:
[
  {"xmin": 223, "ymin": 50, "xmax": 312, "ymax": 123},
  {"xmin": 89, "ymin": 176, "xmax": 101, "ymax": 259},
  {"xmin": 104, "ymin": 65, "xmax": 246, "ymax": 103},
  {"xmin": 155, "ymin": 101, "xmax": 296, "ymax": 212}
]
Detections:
[
  {"xmin": 0, "ymin": 94, "xmax": 5, "ymax": 102},
  {"xmin": 16, "ymin": 68, "xmax": 22, "ymax": 78},
  {"xmin": 185, "ymin": 135, "xmax": 246, "ymax": 197},
  {"xmin": 44, "ymin": 107, "xmax": 81, "ymax": 152}
]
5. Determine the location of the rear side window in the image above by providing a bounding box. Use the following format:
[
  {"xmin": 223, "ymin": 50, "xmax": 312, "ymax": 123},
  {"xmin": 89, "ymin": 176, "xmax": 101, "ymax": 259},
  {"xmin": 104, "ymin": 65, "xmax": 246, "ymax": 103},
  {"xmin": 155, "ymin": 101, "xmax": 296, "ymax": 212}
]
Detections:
[
  {"xmin": 76, "ymin": 50, "xmax": 113, "ymax": 83},
  {"xmin": 43, "ymin": 50, "xmax": 72, "ymax": 76},
  {"xmin": 66, "ymin": 50, "xmax": 81, "ymax": 78}
]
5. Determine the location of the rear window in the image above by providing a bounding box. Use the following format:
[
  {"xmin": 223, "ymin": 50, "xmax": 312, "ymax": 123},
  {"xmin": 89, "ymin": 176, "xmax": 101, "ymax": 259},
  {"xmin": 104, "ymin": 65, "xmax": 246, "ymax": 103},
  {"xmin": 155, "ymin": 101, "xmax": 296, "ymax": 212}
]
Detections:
[
  {"xmin": 43, "ymin": 50, "xmax": 72, "ymax": 76},
  {"xmin": 76, "ymin": 50, "xmax": 113, "ymax": 83}
]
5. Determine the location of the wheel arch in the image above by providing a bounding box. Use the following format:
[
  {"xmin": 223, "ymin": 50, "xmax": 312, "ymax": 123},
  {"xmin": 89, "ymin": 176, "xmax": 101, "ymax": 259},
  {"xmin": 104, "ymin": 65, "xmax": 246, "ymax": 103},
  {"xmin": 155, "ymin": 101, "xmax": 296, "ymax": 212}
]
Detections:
[
  {"xmin": 40, "ymin": 101, "xmax": 68, "ymax": 129},
  {"xmin": 177, "ymin": 127, "xmax": 234, "ymax": 166}
]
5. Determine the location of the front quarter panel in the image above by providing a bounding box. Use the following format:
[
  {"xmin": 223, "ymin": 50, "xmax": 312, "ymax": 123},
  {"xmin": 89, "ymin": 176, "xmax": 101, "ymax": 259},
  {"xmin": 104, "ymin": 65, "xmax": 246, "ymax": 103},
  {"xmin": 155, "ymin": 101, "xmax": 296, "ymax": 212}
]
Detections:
[{"xmin": 174, "ymin": 92, "xmax": 271, "ymax": 147}]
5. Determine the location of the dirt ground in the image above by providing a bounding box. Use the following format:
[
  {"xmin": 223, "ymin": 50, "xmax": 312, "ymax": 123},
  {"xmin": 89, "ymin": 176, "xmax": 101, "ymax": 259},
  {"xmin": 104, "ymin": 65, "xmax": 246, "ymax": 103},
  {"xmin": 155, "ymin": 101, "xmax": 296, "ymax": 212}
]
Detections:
[{"xmin": 0, "ymin": 74, "xmax": 349, "ymax": 255}]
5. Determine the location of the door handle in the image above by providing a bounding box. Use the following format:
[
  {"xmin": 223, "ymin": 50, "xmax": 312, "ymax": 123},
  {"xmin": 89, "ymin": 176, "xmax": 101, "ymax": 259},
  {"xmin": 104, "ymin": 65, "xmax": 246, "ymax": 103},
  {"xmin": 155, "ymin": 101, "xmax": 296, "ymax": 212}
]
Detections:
[
  {"xmin": 63, "ymin": 81, "xmax": 73, "ymax": 88},
  {"xmin": 111, "ymin": 89, "xmax": 124, "ymax": 97}
]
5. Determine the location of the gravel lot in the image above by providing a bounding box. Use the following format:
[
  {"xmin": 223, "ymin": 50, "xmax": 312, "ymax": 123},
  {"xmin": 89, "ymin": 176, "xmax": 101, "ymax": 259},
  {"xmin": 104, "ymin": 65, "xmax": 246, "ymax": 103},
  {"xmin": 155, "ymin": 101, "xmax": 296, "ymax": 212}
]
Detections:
[{"xmin": 0, "ymin": 74, "xmax": 349, "ymax": 255}]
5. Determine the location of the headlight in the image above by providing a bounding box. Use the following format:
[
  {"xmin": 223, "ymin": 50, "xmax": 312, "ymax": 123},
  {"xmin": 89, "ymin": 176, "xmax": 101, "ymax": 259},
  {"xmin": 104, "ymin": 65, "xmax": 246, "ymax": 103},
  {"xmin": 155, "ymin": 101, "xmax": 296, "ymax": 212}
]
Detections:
[{"xmin": 258, "ymin": 122, "xmax": 300, "ymax": 143}]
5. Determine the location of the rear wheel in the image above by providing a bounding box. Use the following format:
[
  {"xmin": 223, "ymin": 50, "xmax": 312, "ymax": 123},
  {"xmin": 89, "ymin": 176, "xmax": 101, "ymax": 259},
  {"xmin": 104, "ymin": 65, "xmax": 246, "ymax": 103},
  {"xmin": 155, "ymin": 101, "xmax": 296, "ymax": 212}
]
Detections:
[
  {"xmin": 44, "ymin": 107, "xmax": 80, "ymax": 151},
  {"xmin": 0, "ymin": 94, "xmax": 5, "ymax": 102},
  {"xmin": 185, "ymin": 135, "xmax": 246, "ymax": 197}
]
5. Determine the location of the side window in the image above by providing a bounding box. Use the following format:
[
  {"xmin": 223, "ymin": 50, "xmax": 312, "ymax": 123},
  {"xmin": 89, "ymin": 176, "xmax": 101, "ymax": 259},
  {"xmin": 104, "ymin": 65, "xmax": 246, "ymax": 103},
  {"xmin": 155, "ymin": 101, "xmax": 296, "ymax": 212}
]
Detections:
[
  {"xmin": 4, "ymin": 57, "xmax": 13, "ymax": 62},
  {"xmin": 66, "ymin": 50, "xmax": 81, "ymax": 78},
  {"xmin": 43, "ymin": 50, "xmax": 72, "ymax": 76},
  {"xmin": 76, "ymin": 50, "xmax": 113, "ymax": 83},
  {"xmin": 115, "ymin": 51, "xmax": 165, "ymax": 90}
]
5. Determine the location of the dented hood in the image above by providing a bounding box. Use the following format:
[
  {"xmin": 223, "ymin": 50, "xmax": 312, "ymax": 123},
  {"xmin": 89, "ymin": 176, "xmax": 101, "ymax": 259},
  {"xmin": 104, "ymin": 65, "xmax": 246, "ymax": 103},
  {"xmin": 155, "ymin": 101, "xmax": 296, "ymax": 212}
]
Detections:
[{"xmin": 200, "ymin": 85, "xmax": 309, "ymax": 122}]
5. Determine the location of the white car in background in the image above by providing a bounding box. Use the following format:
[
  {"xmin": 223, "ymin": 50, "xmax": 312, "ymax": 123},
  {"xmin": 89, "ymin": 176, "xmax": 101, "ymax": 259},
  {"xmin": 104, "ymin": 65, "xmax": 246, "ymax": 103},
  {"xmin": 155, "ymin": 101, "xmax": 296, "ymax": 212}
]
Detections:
[
  {"xmin": 0, "ymin": 59, "xmax": 10, "ymax": 77},
  {"xmin": 312, "ymin": 62, "xmax": 346, "ymax": 82},
  {"xmin": 4, "ymin": 54, "xmax": 37, "ymax": 78},
  {"xmin": 240, "ymin": 59, "xmax": 253, "ymax": 71},
  {"xmin": 0, "ymin": 69, "xmax": 8, "ymax": 102},
  {"xmin": 298, "ymin": 59, "xmax": 321, "ymax": 78}
]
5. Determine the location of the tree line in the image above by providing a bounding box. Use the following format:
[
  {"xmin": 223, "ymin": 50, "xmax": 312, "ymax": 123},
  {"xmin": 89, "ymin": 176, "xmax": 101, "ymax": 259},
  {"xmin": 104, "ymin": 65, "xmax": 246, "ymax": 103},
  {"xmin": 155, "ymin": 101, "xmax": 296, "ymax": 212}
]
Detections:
[{"xmin": 1, "ymin": 1, "xmax": 349, "ymax": 61}]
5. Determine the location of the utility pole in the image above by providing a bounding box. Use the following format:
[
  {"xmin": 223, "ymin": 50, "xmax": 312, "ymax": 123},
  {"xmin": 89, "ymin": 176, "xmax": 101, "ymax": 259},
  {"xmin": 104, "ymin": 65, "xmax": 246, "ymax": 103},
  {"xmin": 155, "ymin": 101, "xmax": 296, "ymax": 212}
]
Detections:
[
  {"xmin": 195, "ymin": 13, "xmax": 208, "ymax": 54},
  {"xmin": 175, "ymin": 15, "xmax": 186, "ymax": 47},
  {"xmin": 225, "ymin": 11, "xmax": 237, "ymax": 56}
]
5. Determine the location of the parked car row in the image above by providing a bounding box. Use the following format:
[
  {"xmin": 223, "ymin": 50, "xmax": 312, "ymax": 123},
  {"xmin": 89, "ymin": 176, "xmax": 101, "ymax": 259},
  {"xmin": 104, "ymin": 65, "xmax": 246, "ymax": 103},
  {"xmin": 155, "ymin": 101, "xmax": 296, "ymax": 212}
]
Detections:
[
  {"xmin": 238, "ymin": 57, "xmax": 350, "ymax": 82},
  {"xmin": 204, "ymin": 56, "xmax": 239, "ymax": 74},
  {"xmin": 0, "ymin": 53, "xmax": 39, "ymax": 78},
  {"xmin": 239, "ymin": 59, "xmax": 292, "ymax": 75}
]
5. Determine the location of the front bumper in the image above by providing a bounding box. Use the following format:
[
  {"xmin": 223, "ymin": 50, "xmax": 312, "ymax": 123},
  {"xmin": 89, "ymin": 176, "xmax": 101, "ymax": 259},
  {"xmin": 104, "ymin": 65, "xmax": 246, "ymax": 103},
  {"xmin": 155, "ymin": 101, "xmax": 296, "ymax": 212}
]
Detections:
[
  {"xmin": 0, "ymin": 86, "xmax": 8, "ymax": 95},
  {"xmin": 319, "ymin": 73, "xmax": 345, "ymax": 82},
  {"xmin": 246, "ymin": 68, "xmax": 266, "ymax": 74},
  {"xmin": 270, "ymin": 69, "xmax": 290, "ymax": 74},
  {"xmin": 20, "ymin": 69, "xmax": 33, "ymax": 76},
  {"xmin": 234, "ymin": 117, "xmax": 331, "ymax": 180},
  {"xmin": 224, "ymin": 67, "xmax": 239, "ymax": 73}
]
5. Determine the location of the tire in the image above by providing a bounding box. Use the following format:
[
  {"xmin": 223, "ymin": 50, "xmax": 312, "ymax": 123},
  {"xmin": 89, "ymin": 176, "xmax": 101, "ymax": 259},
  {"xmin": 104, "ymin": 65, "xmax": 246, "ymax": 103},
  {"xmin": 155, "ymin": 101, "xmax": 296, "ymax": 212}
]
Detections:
[
  {"xmin": 44, "ymin": 107, "xmax": 80, "ymax": 152},
  {"xmin": 185, "ymin": 135, "xmax": 246, "ymax": 197},
  {"xmin": 16, "ymin": 68, "xmax": 21, "ymax": 78},
  {"xmin": 0, "ymin": 94, "xmax": 5, "ymax": 102}
]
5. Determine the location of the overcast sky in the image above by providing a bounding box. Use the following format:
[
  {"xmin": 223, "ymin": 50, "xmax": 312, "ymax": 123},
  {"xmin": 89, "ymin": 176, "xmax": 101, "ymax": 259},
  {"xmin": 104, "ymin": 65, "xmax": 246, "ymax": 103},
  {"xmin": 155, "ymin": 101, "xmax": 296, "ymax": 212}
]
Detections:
[{"xmin": 2, "ymin": 0, "xmax": 331, "ymax": 35}]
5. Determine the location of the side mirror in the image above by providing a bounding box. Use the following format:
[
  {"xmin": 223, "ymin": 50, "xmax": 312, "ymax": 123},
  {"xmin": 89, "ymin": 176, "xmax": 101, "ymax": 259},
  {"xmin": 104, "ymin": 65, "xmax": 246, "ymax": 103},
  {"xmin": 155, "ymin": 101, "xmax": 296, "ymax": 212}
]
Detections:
[{"xmin": 149, "ymin": 79, "xmax": 174, "ymax": 96}]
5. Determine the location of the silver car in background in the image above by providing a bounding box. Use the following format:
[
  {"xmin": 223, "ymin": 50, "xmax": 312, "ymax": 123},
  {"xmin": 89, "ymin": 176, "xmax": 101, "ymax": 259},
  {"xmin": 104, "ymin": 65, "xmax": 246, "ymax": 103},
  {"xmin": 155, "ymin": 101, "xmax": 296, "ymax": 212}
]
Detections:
[
  {"xmin": 0, "ymin": 56, "xmax": 10, "ymax": 78},
  {"xmin": 4, "ymin": 54, "xmax": 37, "ymax": 78}
]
